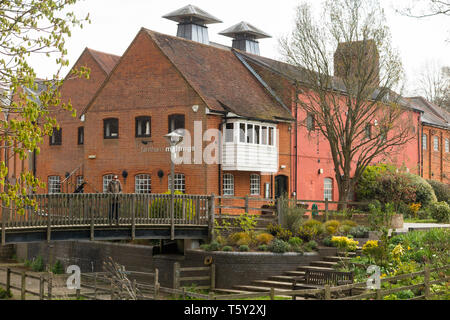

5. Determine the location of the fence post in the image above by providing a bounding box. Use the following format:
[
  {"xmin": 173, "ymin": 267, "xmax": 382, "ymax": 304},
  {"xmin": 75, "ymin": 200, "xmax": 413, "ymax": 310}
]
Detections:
[
  {"xmin": 424, "ymin": 265, "xmax": 430, "ymax": 300},
  {"xmin": 270, "ymin": 287, "xmax": 275, "ymax": 300},
  {"xmin": 154, "ymin": 268, "xmax": 160, "ymax": 300},
  {"xmin": 208, "ymin": 292, "xmax": 215, "ymax": 300},
  {"xmin": 94, "ymin": 272, "xmax": 98, "ymax": 300},
  {"xmin": 47, "ymin": 197, "xmax": 52, "ymax": 243},
  {"xmin": 76, "ymin": 288, "xmax": 81, "ymax": 300},
  {"xmin": 90, "ymin": 207, "xmax": 94, "ymax": 241},
  {"xmin": 210, "ymin": 264, "xmax": 216, "ymax": 291},
  {"xmin": 131, "ymin": 199, "xmax": 136, "ymax": 241},
  {"xmin": 1, "ymin": 206, "xmax": 7, "ymax": 246},
  {"xmin": 325, "ymin": 199, "xmax": 329, "ymax": 221},
  {"xmin": 324, "ymin": 285, "xmax": 331, "ymax": 300},
  {"xmin": 39, "ymin": 275, "xmax": 44, "ymax": 300},
  {"xmin": 173, "ymin": 262, "xmax": 180, "ymax": 290},
  {"xmin": 375, "ymin": 288, "xmax": 382, "ymax": 300},
  {"xmin": 21, "ymin": 272, "xmax": 26, "ymax": 300},
  {"xmin": 208, "ymin": 194, "xmax": 216, "ymax": 242},
  {"xmin": 6, "ymin": 267, "xmax": 11, "ymax": 293},
  {"xmin": 110, "ymin": 279, "xmax": 114, "ymax": 300},
  {"xmin": 244, "ymin": 195, "xmax": 249, "ymax": 213},
  {"xmin": 277, "ymin": 199, "xmax": 282, "ymax": 225},
  {"xmin": 47, "ymin": 271, "xmax": 53, "ymax": 300}
]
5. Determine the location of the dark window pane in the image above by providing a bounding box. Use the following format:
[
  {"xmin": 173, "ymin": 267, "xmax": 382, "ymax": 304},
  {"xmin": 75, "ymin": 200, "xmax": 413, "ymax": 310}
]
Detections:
[
  {"xmin": 247, "ymin": 124, "xmax": 254, "ymax": 144},
  {"xmin": 168, "ymin": 114, "xmax": 185, "ymax": 134},
  {"xmin": 136, "ymin": 116, "xmax": 151, "ymax": 137},
  {"xmin": 50, "ymin": 127, "xmax": 62, "ymax": 146},
  {"xmin": 104, "ymin": 118, "xmax": 119, "ymax": 139},
  {"xmin": 78, "ymin": 127, "xmax": 84, "ymax": 145},
  {"xmin": 261, "ymin": 126, "xmax": 268, "ymax": 145},
  {"xmin": 225, "ymin": 123, "xmax": 234, "ymax": 143},
  {"xmin": 255, "ymin": 125, "xmax": 260, "ymax": 144},
  {"xmin": 239, "ymin": 124, "xmax": 246, "ymax": 143}
]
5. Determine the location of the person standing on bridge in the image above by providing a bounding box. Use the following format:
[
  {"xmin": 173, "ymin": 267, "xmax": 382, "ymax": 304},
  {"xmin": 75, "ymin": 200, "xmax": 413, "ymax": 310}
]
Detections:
[{"xmin": 107, "ymin": 175, "xmax": 123, "ymax": 224}]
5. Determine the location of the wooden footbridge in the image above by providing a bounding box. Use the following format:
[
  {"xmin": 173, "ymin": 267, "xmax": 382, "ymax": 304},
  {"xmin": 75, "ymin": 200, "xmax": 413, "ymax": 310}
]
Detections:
[{"xmin": 1, "ymin": 194, "xmax": 215, "ymax": 245}]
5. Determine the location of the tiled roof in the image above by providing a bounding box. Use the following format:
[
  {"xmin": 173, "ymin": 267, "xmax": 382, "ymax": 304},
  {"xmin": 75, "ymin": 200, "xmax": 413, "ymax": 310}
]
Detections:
[
  {"xmin": 145, "ymin": 29, "xmax": 293, "ymax": 122},
  {"xmin": 86, "ymin": 48, "xmax": 121, "ymax": 75},
  {"xmin": 406, "ymin": 97, "xmax": 450, "ymax": 129},
  {"xmin": 219, "ymin": 21, "xmax": 271, "ymax": 39},
  {"xmin": 162, "ymin": 4, "xmax": 222, "ymax": 24}
]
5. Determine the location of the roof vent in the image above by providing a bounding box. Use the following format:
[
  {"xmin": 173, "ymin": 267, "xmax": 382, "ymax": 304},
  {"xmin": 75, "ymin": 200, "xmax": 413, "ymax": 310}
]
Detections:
[
  {"xmin": 219, "ymin": 21, "xmax": 271, "ymax": 55},
  {"xmin": 163, "ymin": 4, "xmax": 222, "ymax": 45}
]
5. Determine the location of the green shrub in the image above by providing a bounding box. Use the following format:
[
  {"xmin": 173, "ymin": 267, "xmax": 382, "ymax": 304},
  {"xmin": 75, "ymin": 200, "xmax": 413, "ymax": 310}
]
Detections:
[
  {"xmin": 276, "ymin": 228, "xmax": 293, "ymax": 241},
  {"xmin": 209, "ymin": 241, "xmax": 221, "ymax": 252},
  {"xmin": 0, "ymin": 287, "xmax": 12, "ymax": 300},
  {"xmin": 222, "ymin": 246, "xmax": 233, "ymax": 252},
  {"xmin": 305, "ymin": 240, "xmax": 318, "ymax": 251},
  {"xmin": 349, "ymin": 226, "xmax": 370, "ymax": 238},
  {"xmin": 228, "ymin": 232, "xmax": 253, "ymax": 246},
  {"xmin": 265, "ymin": 223, "xmax": 292, "ymax": 241},
  {"xmin": 239, "ymin": 245, "xmax": 250, "ymax": 252},
  {"xmin": 278, "ymin": 196, "xmax": 306, "ymax": 233},
  {"xmin": 396, "ymin": 290, "xmax": 415, "ymax": 300},
  {"xmin": 268, "ymin": 239, "xmax": 291, "ymax": 253},
  {"xmin": 258, "ymin": 245, "xmax": 269, "ymax": 252},
  {"xmin": 356, "ymin": 163, "xmax": 397, "ymax": 200},
  {"xmin": 149, "ymin": 191, "xmax": 195, "ymax": 220},
  {"xmin": 298, "ymin": 220, "xmax": 324, "ymax": 241},
  {"xmin": 235, "ymin": 213, "xmax": 257, "ymax": 234},
  {"xmin": 52, "ymin": 260, "xmax": 64, "ymax": 275},
  {"xmin": 200, "ymin": 244, "xmax": 210, "ymax": 251},
  {"xmin": 405, "ymin": 174, "xmax": 437, "ymax": 208},
  {"xmin": 324, "ymin": 220, "xmax": 341, "ymax": 235},
  {"xmin": 427, "ymin": 180, "xmax": 450, "ymax": 204},
  {"xmin": 288, "ymin": 237, "xmax": 303, "ymax": 247},
  {"xmin": 31, "ymin": 256, "xmax": 45, "ymax": 272},
  {"xmin": 322, "ymin": 236, "xmax": 334, "ymax": 247},
  {"xmin": 429, "ymin": 201, "xmax": 450, "ymax": 223}
]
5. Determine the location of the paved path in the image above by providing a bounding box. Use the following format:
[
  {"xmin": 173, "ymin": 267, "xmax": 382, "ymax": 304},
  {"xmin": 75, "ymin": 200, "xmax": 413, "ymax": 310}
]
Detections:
[{"xmin": 394, "ymin": 222, "xmax": 450, "ymax": 233}]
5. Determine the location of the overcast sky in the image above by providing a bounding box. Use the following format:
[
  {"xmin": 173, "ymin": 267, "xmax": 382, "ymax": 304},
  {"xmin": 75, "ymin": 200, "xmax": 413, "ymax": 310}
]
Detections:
[{"xmin": 33, "ymin": 0, "xmax": 450, "ymax": 96}]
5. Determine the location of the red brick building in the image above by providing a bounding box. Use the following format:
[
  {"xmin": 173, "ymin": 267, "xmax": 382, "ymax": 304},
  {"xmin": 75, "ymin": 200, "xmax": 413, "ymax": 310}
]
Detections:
[{"xmin": 34, "ymin": 4, "xmax": 449, "ymax": 203}]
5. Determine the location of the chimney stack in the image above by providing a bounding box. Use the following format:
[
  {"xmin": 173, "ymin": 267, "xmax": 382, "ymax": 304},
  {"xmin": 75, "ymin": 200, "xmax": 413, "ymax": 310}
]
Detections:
[
  {"xmin": 163, "ymin": 4, "xmax": 222, "ymax": 45},
  {"xmin": 219, "ymin": 21, "xmax": 271, "ymax": 55}
]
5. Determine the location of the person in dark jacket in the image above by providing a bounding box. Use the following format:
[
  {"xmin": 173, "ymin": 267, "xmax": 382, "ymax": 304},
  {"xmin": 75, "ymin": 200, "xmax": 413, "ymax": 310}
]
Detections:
[{"xmin": 107, "ymin": 175, "xmax": 123, "ymax": 223}]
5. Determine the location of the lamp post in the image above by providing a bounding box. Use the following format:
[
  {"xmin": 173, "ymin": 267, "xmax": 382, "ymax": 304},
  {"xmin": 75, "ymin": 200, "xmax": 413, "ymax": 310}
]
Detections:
[{"xmin": 164, "ymin": 132, "xmax": 184, "ymax": 240}]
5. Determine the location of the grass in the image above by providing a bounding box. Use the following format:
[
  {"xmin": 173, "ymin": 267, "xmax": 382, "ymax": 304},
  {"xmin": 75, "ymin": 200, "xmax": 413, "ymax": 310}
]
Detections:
[{"xmin": 404, "ymin": 218, "xmax": 438, "ymax": 223}]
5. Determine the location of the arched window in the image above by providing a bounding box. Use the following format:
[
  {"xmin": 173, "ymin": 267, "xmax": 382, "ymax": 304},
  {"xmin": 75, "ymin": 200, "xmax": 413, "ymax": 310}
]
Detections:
[
  {"xmin": 324, "ymin": 178, "xmax": 333, "ymax": 201},
  {"xmin": 250, "ymin": 174, "xmax": 261, "ymax": 196},
  {"xmin": 103, "ymin": 174, "xmax": 115, "ymax": 193},
  {"xmin": 223, "ymin": 174, "xmax": 234, "ymax": 196},
  {"xmin": 168, "ymin": 173, "xmax": 185, "ymax": 193},
  {"xmin": 135, "ymin": 174, "xmax": 151, "ymax": 194}
]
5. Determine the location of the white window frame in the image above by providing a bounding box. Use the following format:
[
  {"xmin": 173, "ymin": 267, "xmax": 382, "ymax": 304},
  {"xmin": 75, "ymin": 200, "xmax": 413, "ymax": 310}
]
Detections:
[
  {"xmin": 324, "ymin": 178, "xmax": 333, "ymax": 201},
  {"xmin": 48, "ymin": 176, "xmax": 61, "ymax": 194},
  {"xmin": 223, "ymin": 174, "xmax": 234, "ymax": 196},
  {"xmin": 103, "ymin": 174, "xmax": 115, "ymax": 193},
  {"xmin": 135, "ymin": 174, "xmax": 152, "ymax": 194},
  {"xmin": 423, "ymin": 134, "xmax": 427, "ymax": 150},
  {"xmin": 250, "ymin": 174, "xmax": 261, "ymax": 196},
  {"xmin": 434, "ymin": 136, "xmax": 439, "ymax": 151},
  {"xmin": 168, "ymin": 173, "xmax": 185, "ymax": 193},
  {"xmin": 445, "ymin": 138, "xmax": 449, "ymax": 153}
]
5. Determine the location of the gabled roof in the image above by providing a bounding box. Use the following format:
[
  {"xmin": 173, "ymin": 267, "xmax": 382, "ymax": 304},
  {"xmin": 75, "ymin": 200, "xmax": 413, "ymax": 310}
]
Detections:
[
  {"xmin": 219, "ymin": 21, "xmax": 271, "ymax": 39},
  {"xmin": 144, "ymin": 29, "xmax": 292, "ymax": 122},
  {"xmin": 162, "ymin": 4, "xmax": 222, "ymax": 24},
  {"xmin": 406, "ymin": 97, "xmax": 450, "ymax": 129},
  {"xmin": 86, "ymin": 48, "xmax": 121, "ymax": 75}
]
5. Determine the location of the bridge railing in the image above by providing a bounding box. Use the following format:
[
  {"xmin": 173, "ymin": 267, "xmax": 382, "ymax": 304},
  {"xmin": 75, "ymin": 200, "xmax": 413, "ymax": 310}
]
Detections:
[{"xmin": 1, "ymin": 193, "xmax": 211, "ymax": 230}]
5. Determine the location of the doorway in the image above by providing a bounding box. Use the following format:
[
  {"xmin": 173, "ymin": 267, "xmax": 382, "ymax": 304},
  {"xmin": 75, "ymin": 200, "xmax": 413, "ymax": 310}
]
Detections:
[{"xmin": 275, "ymin": 175, "xmax": 288, "ymax": 199}]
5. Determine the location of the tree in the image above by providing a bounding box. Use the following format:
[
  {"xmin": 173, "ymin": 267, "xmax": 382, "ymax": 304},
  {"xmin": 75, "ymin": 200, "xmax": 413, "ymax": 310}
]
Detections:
[
  {"xmin": 414, "ymin": 61, "xmax": 450, "ymax": 112},
  {"xmin": 280, "ymin": 0, "xmax": 416, "ymax": 204},
  {"xmin": 396, "ymin": 0, "xmax": 450, "ymax": 18},
  {"xmin": 0, "ymin": 0, "xmax": 90, "ymax": 214}
]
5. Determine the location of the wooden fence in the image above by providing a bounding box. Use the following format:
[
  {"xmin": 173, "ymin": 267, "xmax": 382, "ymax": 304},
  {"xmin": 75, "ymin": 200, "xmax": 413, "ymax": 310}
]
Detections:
[{"xmin": 173, "ymin": 262, "xmax": 216, "ymax": 291}]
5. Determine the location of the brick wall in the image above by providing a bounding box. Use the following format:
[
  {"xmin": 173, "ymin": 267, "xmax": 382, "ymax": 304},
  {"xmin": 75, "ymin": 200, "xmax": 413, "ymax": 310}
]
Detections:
[{"xmin": 422, "ymin": 125, "xmax": 450, "ymax": 184}]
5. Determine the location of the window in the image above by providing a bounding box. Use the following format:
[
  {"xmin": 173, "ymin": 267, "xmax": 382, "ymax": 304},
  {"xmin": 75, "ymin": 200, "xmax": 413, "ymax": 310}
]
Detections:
[
  {"xmin": 168, "ymin": 173, "xmax": 185, "ymax": 193},
  {"xmin": 324, "ymin": 178, "xmax": 333, "ymax": 201},
  {"xmin": 104, "ymin": 118, "xmax": 119, "ymax": 139},
  {"xmin": 445, "ymin": 139, "xmax": 449, "ymax": 153},
  {"xmin": 261, "ymin": 126, "xmax": 268, "ymax": 145},
  {"xmin": 250, "ymin": 174, "xmax": 261, "ymax": 196},
  {"xmin": 246, "ymin": 124, "xmax": 254, "ymax": 144},
  {"xmin": 423, "ymin": 134, "xmax": 427, "ymax": 150},
  {"xmin": 365, "ymin": 124, "xmax": 372, "ymax": 140},
  {"xmin": 135, "ymin": 117, "xmax": 151, "ymax": 137},
  {"xmin": 103, "ymin": 174, "xmax": 115, "ymax": 193},
  {"xmin": 223, "ymin": 174, "xmax": 234, "ymax": 196},
  {"xmin": 269, "ymin": 127, "xmax": 275, "ymax": 146},
  {"xmin": 78, "ymin": 127, "xmax": 84, "ymax": 145},
  {"xmin": 239, "ymin": 123, "xmax": 246, "ymax": 143},
  {"xmin": 135, "ymin": 174, "xmax": 151, "ymax": 194},
  {"xmin": 76, "ymin": 176, "xmax": 84, "ymax": 188},
  {"xmin": 49, "ymin": 127, "xmax": 62, "ymax": 146},
  {"xmin": 434, "ymin": 136, "xmax": 439, "ymax": 151},
  {"xmin": 254, "ymin": 125, "xmax": 260, "ymax": 144},
  {"xmin": 306, "ymin": 113, "xmax": 315, "ymax": 131},
  {"xmin": 225, "ymin": 123, "xmax": 234, "ymax": 143},
  {"xmin": 48, "ymin": 176, "xmax": 61, "ymax": 194},
  {"xmin": 168, "ymin": 114, "xmax": 185, "ymax": 134}
]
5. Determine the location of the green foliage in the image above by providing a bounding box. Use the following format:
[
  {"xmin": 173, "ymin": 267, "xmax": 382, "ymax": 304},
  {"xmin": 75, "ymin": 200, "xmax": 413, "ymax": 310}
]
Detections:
[
  {"xmin": 349, "ymin": 225, "xmax": 370, "ymax": 238},
  {"xmin": 149, "ymin": 191, "xmax": 196, "ymax": 220},
  {"xmin": 208, "ymin": 241, "xmax": 221, "ymax": 252},
  {"xmin": 0, "ymin": 287, "xmax": 12, "ymax": 300},
  {"xmin": 31, "ymin": 256, "xmax": 45, "ymax": 272},
  {"xmin": 265, "ymin": 223, "xmax": 292, "ymax": 241},
  {"xmin": 213, "ymin": 219, "xmax": 232, "ymax": 240},
  {"xmin": 278, "ymin": 195, "xmax": 306, "ymax": 233},
  {"xmin": 239, "ymin": 245, "xmax": 250, "ymax": 252},
  {"xmin": 222, "ymin": 246, "xmax": 233, "ymax": 252},
  {"xmin": 297, "ymin": 219, "xmax": 324, "ymax": 241},
  {"xmin": 356, "ymin": 164, "xmax": 397, "ymax": 200},
  {"xmin": 305, "ymin": 240, "xmax": 318, "ymax": 251},
  {"xmin": 288, "ymin": 237, "xmax": 303, "ymax": 247},
  {"xmin": 228, "ymin": 232, "xmax": 253, "ymax": 247},
  {"xmin": 324, "ymin": 220, "xmax": 341, "ymax": 235},
  {"xmin": 322, "ymin": 236, "xmax": 334, "ymax": 247},
  {"xmin": 268, "ymin": 239, "xmax": 291, "ymax": 253},
  {"xmin": 331, "ymin": 236, "xmax": 358, "ymax": 252},
  {"xmin": 427, "ymin": 180, "xmax": 450, "ymax": 204},
  {"xmin": 405, "ymin": 174, "xmax": 437, "ymax": 208},
  {"xmin": 0, "ymin": 0, "xmax": 90, "ymax": 210},
  {"xmin": 367, "ymin": 201, "xmax": 395, "ymax": 232},
  {"xmin": 200, "ymin": 244, "xmax": 210, "ymax": 251},
  {"xmin": 258, "ymin": 245, "xmax": 269, "ymax": 252},
  {"xmin": 235, "ymin": 213, "xmax": 258, "ymax": 234},
  {"xmin": 429, "ymin": 201, "xmax": 450, "ymax": 223},
  {"xmin": 52, "ymin": 260, "xmax": 64, "ymax": 275}
]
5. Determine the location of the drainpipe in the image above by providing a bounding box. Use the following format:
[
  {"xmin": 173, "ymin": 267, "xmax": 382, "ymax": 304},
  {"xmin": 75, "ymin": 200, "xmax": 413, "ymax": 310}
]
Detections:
[
  {"xmin": 218, "ymin": 115, "xmax": 229, "ymax": 215},
  {"xmin": 294, "ymin": 82, "xmax": 300, "ymax": 200}
]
